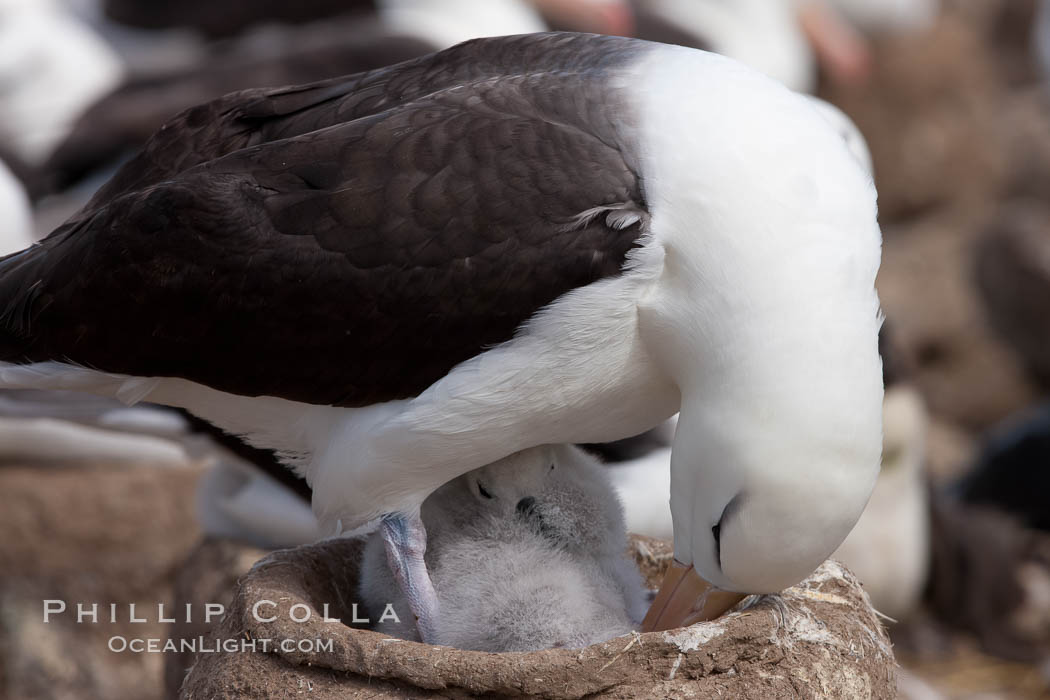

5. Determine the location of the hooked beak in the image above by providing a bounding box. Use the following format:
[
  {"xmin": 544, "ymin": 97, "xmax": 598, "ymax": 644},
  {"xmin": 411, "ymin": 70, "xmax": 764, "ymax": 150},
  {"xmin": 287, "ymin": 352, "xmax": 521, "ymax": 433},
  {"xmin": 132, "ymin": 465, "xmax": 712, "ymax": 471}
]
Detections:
[{"xmin": 641, "ymin": 560, "xmax": 747, "ymax": 632}]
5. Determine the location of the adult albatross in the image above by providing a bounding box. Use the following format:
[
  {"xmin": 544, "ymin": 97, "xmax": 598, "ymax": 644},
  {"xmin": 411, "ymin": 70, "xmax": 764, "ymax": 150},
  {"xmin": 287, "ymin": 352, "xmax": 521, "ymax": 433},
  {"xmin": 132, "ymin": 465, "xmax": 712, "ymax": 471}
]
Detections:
[{"xmin": 0, "ymin": 32, "xmax": 884, "ymax": 640}]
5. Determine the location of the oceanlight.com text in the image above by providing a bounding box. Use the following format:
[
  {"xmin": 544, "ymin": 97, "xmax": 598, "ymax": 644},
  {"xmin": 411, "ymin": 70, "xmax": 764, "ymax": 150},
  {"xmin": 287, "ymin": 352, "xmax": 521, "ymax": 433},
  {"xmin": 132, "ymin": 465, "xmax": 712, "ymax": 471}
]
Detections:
[{"xmin": 107, "ymin": 636, "xmax": 336, "ymax": 654}]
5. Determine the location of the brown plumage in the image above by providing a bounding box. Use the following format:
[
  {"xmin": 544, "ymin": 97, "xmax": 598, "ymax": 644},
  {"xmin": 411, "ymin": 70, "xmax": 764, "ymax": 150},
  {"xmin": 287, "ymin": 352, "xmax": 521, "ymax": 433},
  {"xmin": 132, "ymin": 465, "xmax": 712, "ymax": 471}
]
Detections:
[{"xmin": 1, "ymin": 33, "xmax": 650, "ymax": 407}]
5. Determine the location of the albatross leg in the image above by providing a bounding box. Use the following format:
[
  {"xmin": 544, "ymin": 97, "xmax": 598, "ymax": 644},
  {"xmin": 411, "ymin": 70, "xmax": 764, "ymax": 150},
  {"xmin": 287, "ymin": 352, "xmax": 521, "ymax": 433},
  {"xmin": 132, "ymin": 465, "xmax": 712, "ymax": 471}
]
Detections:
[{"xmin": 381, "ymin": 513, "xmax": 439, "ymax": 644}]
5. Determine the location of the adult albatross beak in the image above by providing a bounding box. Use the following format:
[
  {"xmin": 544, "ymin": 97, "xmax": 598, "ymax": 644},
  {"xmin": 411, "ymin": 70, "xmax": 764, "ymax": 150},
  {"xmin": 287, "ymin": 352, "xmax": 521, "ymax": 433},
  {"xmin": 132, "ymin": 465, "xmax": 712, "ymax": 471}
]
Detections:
[{"xmin": 641, "ymin": 560, "xmax": 747, "ymax": 632}]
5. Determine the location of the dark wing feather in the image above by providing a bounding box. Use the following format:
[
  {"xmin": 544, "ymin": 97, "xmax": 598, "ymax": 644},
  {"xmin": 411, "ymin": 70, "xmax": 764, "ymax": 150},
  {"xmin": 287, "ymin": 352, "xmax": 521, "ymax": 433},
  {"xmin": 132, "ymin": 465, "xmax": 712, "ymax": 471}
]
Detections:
[
  {"xmin": 0, "ymin": 33, "xmax": 650, "ymax": 406},
  {"xmin": 80, "ymin": 33, "xmax": 646, "ymax": 210}
]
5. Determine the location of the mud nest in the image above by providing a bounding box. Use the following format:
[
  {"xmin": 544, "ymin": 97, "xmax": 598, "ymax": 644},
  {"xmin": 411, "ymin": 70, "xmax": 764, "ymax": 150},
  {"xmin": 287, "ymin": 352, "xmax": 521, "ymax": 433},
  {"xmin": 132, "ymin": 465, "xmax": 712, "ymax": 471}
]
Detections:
[{"xmin": 178, "ymin": 535, "xmax": 896, "ymax": 699}]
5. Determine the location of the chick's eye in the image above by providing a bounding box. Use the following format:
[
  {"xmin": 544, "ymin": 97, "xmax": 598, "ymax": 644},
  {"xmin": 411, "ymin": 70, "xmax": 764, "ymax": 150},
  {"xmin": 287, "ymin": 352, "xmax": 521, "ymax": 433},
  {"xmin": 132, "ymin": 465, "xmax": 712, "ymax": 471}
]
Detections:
[
  {"xmin": 477, "ymin": 482, "xmax": 494, "ymax": 499},
  {"xmin": 549, "ymin": 463, "xmax": 555, "ymax": 471}
]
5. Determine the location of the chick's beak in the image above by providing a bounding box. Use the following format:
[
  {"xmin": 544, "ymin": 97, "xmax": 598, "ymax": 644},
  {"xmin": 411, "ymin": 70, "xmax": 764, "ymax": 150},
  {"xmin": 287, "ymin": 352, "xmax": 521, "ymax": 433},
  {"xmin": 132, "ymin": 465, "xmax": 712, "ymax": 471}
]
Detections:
[{"xmin": 641, "ymin": 560, "xmax": 747, "ymax": 632}]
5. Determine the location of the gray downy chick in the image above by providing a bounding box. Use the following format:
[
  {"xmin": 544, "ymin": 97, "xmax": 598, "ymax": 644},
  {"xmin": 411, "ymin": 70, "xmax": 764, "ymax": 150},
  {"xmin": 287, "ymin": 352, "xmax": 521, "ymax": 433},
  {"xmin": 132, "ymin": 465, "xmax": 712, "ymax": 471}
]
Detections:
[{"xmin": 358, "ymin": 444, "xmax": 648, "ymax": 651}]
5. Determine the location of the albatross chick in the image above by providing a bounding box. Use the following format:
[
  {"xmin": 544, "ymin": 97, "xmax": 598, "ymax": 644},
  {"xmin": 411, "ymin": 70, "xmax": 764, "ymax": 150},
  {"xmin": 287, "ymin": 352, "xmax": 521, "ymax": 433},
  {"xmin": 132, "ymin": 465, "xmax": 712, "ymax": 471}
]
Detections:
[{"xmin": 358, "ymin": 444, "xmax": 648, "ymax": 651}]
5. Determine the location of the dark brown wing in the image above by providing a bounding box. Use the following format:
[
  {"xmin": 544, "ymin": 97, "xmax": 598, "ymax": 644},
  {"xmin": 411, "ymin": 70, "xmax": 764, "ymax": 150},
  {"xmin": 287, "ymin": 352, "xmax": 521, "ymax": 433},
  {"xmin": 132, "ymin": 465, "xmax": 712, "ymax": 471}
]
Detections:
[
  {"xmin": 0, "ymin": 33, "xmax": 652, "ymax": 407},
  {"xmin": 81, "ymin": 33, "xmax": 647, "ymax": 210}
]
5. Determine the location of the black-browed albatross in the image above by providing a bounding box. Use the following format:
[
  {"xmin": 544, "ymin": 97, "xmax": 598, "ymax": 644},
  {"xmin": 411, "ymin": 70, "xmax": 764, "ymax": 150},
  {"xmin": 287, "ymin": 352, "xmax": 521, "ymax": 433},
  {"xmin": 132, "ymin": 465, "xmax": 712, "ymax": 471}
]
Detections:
[{"xmin": 0, "ymin": 32, "xmax": 884, "ymax": 641}]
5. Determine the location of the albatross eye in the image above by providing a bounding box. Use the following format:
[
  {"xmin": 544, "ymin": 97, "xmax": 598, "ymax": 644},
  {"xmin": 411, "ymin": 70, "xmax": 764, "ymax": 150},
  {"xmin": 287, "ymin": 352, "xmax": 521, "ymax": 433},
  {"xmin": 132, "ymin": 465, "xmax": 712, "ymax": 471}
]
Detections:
[
  {"xmin": 477, "ymin": 482, "xmax": 494, "ymax": 499},
  {"xmin": 712, "ymin": 522, "xmax": 722, "ymax": 567},
  {"xmin": 712, "ymin": 493, "xmax": 743, "ymax": 571}
]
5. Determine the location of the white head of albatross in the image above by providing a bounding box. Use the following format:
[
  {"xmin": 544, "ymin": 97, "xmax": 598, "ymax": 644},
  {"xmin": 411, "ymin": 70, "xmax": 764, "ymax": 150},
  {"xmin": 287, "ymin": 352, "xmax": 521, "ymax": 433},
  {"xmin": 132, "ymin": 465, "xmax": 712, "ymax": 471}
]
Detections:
[
  {"xmin": 623, "ymin": 49, "xmax": 884, "ymax": 627},
  {"xmin": 0, "ymin": 34, "xmax": 883, "ymax": 640}
]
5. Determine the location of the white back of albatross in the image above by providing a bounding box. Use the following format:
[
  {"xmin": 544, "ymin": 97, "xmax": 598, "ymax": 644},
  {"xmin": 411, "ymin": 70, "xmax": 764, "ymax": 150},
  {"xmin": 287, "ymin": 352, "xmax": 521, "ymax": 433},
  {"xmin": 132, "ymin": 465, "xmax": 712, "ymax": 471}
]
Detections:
[{"xmin": 0, "ymin": 33, "xmax": 883, "ymax": 640}]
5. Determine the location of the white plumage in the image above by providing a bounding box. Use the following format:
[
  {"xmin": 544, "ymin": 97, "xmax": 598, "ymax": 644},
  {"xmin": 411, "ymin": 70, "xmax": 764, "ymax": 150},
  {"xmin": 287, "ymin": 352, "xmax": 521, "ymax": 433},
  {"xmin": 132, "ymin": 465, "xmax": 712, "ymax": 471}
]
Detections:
[
  {"xmin": 0, "ymin": 388, "xmax": 193, "ymax": 464},
  {"xmin": 0, "ymin": 416, "xmax": 189, "ymax": 465},
  {"xmin": 195, "ymin": 456, "xmax": 323, "ymax": 548},
  {"xmin": 607, "ymin": 446, "xmax": 673, "ymax": 541},
  {"xmin": 377, "ymin": 0, "xmax": 548, "ymax": 50},
  {"xmin": 610, "ymin": 386, "xmax": 930, "ymax": 621},
  {"xmin": 0, "ymin": 159, "xmax": 33, "ymax": 257},
  {"xmin": 0, "ymin": 0, "xmax": 123, "ymax": 164},
  {"xmin": 823, "ymin": 0, "xmax": 939, "ymax": 33},
  {"xmin": 804, "ymin": 95, "xmax": 874, "ymax": 176},
  {"xmin": 638, "ymin": 0, "xmax": 816, "ymax": 91},
  {"xmin": 637, "ymin": 0, "xmax": 940, "ymax": 95},
  {"xmin": 377, "ymin": 0, "xmax": 634, "ymax": 50}
]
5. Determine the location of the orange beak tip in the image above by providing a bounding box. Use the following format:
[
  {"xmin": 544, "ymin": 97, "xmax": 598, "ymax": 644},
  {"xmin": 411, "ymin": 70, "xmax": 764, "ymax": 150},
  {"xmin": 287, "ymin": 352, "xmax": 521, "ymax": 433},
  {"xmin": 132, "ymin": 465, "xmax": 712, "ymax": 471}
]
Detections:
[{"xmin": 641, "ymin": 560, "xmax": 747, "ymax": 633}]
